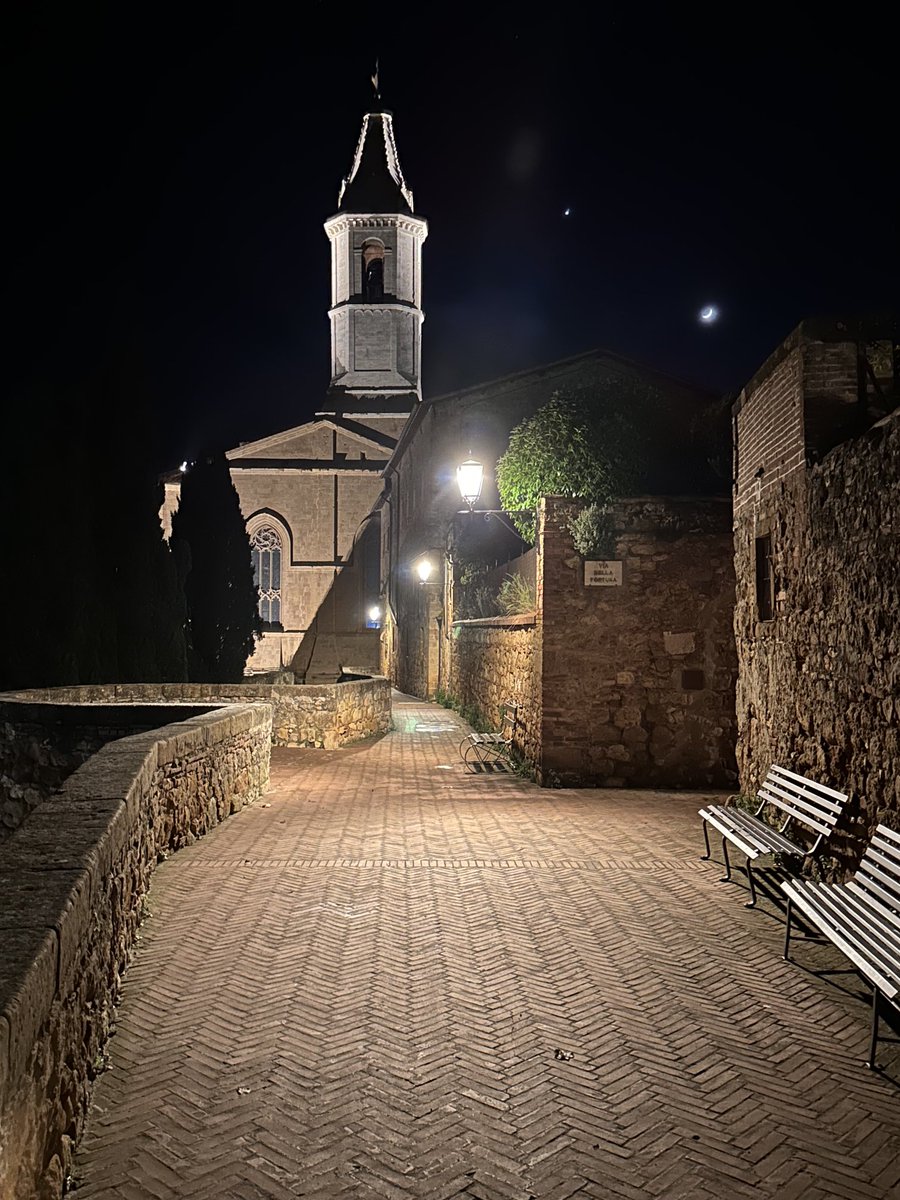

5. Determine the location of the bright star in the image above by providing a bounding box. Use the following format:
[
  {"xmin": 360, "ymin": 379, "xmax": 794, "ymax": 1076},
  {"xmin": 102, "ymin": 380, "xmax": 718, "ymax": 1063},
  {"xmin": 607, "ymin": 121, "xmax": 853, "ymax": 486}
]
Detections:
[{"xmin": 699, "ymin": 305, "xmax": 719, "ymax": 324}]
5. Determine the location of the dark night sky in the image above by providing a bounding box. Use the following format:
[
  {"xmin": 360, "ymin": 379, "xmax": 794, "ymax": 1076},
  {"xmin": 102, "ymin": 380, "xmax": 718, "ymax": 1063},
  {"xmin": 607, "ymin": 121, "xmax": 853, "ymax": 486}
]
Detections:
[{"xmin": 5, "ymin": 3, "xmax": 898, "ymax": 468}]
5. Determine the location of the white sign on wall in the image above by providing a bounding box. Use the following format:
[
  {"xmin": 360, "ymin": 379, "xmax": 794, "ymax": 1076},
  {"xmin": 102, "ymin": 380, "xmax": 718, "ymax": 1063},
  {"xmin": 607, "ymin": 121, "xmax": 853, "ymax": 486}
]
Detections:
[{"xmin": 584, "ymin": 560, "xmax": 623, "ymax": 587}]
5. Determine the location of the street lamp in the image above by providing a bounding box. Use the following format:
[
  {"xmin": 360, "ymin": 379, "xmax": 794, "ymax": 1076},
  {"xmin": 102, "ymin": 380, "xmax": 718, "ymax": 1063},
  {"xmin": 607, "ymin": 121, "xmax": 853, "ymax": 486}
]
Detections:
[
  {"xmin": 456, "ymin": 458, "xmax": 484, "ymax": 510},
  {"xmin": 455, "ymin": 456, "xmax": 530, "ymax": 537},
  {"xmin": 368, "ymin": 605, "xmax": 382, "ymax": 623},
  {"xmin": 415, "ymin": 557, "xmax": 434, "ymax": 584}
]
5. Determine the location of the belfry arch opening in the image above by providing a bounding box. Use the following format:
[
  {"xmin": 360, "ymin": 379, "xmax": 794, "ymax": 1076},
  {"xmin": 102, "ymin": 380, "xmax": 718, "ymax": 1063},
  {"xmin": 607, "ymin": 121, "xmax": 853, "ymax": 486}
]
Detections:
[{"xmin": 361, "ymin": 239, "xmax": 385, "ymax": 302}]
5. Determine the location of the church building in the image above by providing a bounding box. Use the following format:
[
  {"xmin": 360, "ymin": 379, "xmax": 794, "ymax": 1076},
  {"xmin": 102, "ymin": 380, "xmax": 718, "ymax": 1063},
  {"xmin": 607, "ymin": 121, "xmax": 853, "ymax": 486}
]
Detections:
[
  {"xmin": 163, "ymin": 103, "xmax": 427, "ymax": 675},
  {"xmin": 163, "ymin": 98, "xmax": 727, "ymax": 702}
]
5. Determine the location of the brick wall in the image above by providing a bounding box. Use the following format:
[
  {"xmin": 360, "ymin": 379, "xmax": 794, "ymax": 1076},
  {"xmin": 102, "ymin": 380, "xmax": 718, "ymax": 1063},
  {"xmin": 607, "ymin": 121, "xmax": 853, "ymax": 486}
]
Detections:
[
  {"xmin": 0, "ymin": 703, "xmax": 271, "ymax": 1199},
  {"xmin": 734, "ymin": 342, "xmax": 805, "ymax": 517}
]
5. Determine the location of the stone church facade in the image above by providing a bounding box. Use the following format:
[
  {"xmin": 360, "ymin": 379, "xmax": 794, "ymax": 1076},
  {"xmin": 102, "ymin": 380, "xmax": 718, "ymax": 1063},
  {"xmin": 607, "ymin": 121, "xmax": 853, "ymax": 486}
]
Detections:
[{"xmin": 163, "ymin": 105, "xmax": 426, "ymax": 675}]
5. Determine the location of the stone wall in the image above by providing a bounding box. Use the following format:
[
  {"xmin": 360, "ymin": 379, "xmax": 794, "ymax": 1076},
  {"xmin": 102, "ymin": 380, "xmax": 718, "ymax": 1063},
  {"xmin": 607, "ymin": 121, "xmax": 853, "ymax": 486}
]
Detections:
[
  {"xmin": 6, "ymin": 678, "xmax": 392, "ymax": 751},
  {"xmin": 0, "ymin": 704, "xmax": 216, "ymax": 840},
  {"xmin": 0, "ymin": 702, "xmax": 271, "ymax": 1200},
  {"xmin": 442, "ymin": 497, "xmax": 737, "ymax": 788},
  {"xmin": 446, "ymin": 617, "xmax": 540, "ymax": 765},
  {"xmin": 268, "ymin": 677, "xmax": 391, "ymax": 748},
  {"xmin": 734, "ymin": 409, "xmax": 900, "ymax": 872},
  {"xmin": 387, "ymin": 571, "xmax": 441, "ymax": 702},
  {"xmin": 540, "ymin": 497, "xmax": 738, "ymax": 787}
]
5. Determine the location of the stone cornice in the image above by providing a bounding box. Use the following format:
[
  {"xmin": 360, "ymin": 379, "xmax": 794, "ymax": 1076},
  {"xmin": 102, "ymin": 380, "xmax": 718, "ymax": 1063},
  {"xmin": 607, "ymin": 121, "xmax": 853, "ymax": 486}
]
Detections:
[
  {"xmin": 328, "ymin": 300, "xmax": 422, "ymax": 317},
  {"xmin": 452, "ymin": 614, "xmax": 536, "ymax": 629},
  {"xmin": 324, "ymin": 213, "xmax": 428, "ymax": 239},
  {"xmin": 230, "ymin": 460, "xmax": 389, "ymax": 474}
]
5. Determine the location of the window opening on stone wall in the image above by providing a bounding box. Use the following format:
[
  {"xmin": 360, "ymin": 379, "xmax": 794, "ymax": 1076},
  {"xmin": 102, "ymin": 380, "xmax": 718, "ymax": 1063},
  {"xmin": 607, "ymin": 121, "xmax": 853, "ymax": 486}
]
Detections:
[
  {"xmin": 755, "ymin": 534, "xmax": 774, "ymax": 622},
  {"xmin": 362, "ymin": 240, "xmax": 385, "ymax": 302},
  {"xmin": 681, "ymin": 668, "xmax": 705, "ymax": 690},
  {"xmin": 251, "ymin": 525, "xmax": 282, "ymax": 627}
]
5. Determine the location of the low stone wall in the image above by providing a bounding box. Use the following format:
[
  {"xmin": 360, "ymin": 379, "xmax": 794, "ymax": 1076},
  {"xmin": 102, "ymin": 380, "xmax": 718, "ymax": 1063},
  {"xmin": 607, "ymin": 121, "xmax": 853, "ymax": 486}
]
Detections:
[
  {"xmin": 268, "ymin": 677, "xmax": 391, "ymax": 748},
  {"xmin": 8, "ymin": 677, "xmax": 392, "ymax": 751},
  {"xmin": 0, "ymin": 702, "xmax": 271, "ymax": 1200},
  {"xmin": 0, "ymin": 704, "xmax": 217, "ymax": 840},
  {"xmin": 448, "ymin": 617, "xmax": 540, "ymax": 766}
]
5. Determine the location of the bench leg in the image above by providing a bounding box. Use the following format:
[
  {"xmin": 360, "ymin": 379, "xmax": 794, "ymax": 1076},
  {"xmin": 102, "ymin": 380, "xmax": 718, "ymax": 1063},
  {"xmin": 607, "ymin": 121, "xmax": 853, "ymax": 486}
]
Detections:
[
  {"xmin": 719, "ymin": 837, "xmax": 732, "ymax": 883},
  {"xmin": 783, "ymin": 897, "xmax": 793, "ymax": 960},
  {"xmin": 701, "ymin": 820, "xmax": 712, "ymax": 861},
  {"xmin": 867, "ymin": 988, "xmax": 881, "ymax": 1070},
  {"xmin": 462, "ymin": 743, "xmax": 481, "ymax": 772},
  {"xmin": 744, "ymin": 859, "xmax": 757, "ymax": 908}
]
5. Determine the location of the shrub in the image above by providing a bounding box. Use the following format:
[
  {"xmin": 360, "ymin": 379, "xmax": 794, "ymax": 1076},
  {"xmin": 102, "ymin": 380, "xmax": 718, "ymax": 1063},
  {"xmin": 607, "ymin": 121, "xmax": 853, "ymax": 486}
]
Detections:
[
  {"xmin": 567, "ymin": 504, "xmax": 617, "ymax": 559},
  {"xmin": 496, "ymin": 379, "xmax": 652, "ymax": 541},
  {"xmin": 497, "ymin": 574, "xmax": 536, "ymax": 615}
]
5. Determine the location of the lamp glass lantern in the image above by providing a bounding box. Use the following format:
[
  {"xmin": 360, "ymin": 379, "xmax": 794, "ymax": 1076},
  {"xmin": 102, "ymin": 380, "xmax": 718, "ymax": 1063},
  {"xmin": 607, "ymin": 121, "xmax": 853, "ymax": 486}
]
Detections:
[
  {"xmin": 456, "ymin": 458, "xmax": 484, "ymax": 510},
  {"xmin": 415, "ymin": 557, "xmax": 434, "ymax": 584}
]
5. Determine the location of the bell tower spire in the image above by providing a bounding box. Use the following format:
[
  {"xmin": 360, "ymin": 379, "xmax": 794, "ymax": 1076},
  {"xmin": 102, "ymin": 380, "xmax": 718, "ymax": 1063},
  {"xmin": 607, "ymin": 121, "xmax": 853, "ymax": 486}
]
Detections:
[{"xmin": 322, "ymin": 94, "xmax": 427, "ymax": 417}]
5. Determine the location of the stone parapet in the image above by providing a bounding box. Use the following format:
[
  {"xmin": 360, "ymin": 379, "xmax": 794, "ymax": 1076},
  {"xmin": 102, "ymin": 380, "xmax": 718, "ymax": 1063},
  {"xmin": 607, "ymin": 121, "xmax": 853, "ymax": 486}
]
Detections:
[
  {"xmin": 4, "ymin": 677, "xmax": 392, "ymax": 753},
  {"xmin": 268, "ymin": 677, "xmax": 391, "ymax": 748},
  {"xmin": 0, "ymin": 703, "xmax": 218, "ymax": 840},
  {"xmin": 0, "ymin": 703, "xmax": 271, "ymax": 1199}
]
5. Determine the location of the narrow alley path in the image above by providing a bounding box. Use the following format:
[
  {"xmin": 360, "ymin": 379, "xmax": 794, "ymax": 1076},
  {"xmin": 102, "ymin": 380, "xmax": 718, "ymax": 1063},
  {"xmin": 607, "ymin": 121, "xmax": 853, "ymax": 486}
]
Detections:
[{"xmin": 72, "ymin": 695, "xmax": 900, "ymax": 1199}]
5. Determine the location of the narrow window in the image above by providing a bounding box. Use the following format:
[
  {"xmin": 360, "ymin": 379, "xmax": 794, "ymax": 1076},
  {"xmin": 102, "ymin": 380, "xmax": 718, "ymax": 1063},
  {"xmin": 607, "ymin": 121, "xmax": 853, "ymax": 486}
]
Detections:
[
  {"xmin": 251, "ymin": 525, "xmax": 282, "ymax": 627},
  {"xmin": 361, "ymin": 240, "xmax": 385, "ymax": 302},
  {"xmin": 755, "ymin": 534, "xmax": 774, "ymax": 622}
]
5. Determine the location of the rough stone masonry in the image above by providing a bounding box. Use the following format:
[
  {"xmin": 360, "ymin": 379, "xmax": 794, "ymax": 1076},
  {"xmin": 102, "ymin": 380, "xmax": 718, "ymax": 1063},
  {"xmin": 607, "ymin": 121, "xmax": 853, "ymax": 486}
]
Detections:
[{"xmin": 733, "ymin": 322, "xmax": 899, "ymax": 875}]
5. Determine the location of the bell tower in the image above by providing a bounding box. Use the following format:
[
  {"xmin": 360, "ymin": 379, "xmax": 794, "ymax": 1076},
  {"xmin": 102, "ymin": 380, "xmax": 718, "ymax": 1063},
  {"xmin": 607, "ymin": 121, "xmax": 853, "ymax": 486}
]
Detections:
[{"xmin": 322, "ymin": 105, "xmax": 427, "ymax": 417}]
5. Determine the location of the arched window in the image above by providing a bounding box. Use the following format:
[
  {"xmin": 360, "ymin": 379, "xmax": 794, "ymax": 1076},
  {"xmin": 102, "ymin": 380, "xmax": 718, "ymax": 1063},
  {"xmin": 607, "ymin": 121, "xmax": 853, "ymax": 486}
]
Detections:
[
  {"xmin": 361, "ymin": 239, "xmax": 385, "ymax": 302},
  {"xmin": 251, "ymin": 525, "xmax": 282, "ymax": 627}
]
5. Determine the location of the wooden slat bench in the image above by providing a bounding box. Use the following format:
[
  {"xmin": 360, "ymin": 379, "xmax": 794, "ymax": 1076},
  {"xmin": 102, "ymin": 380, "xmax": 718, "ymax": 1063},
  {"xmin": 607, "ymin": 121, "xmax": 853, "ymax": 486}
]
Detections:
[
  {"xmin": 699, "ymin": 765, "xmax": 849, "ymax": 907},
  {"xmin": 459, "ymin": 702, "xmax": 517, "ymax": 772},
  {"xmin": 782, "ymin": 824, "xmax": 900, "ymax": 1069}
]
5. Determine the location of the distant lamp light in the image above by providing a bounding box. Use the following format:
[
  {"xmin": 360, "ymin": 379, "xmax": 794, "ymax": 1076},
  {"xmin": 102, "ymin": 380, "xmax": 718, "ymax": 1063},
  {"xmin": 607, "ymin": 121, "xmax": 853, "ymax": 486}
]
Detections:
[
  {"xmin": 368, "ymin": 605, "xmax": 382, "ymax": 622},
  {"xmin": 179, "ymin": 461, "xmax": 189, "ymax": 473},
  {"xmin": 456, "ymin": 458, "xmax": 484, "ymax": 510},
  {"xmin": 415, "ymin": 557, "xmax": 434, "ymax": 584}
]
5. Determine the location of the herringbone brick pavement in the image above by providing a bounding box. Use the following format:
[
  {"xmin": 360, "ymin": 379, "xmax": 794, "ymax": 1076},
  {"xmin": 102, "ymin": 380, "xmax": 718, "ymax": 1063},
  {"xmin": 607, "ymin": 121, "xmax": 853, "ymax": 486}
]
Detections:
[{"xmin": 71, "ymin": 695, "xmax": 900, "ymax": 1199}]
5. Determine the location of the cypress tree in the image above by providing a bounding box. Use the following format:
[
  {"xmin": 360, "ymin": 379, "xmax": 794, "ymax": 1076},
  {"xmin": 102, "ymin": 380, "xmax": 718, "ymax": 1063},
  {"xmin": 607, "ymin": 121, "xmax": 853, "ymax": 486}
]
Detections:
[
  {"xmin": 0, "ymin": 358, "xmax": 189, "ymax": 689},
  {"xmin": 171, "ymin": 452, "xmax": 261, "ymax": 682},
  {"xmin": 86, "ymin": 354, "xmax": 188, "ymax": 683}
]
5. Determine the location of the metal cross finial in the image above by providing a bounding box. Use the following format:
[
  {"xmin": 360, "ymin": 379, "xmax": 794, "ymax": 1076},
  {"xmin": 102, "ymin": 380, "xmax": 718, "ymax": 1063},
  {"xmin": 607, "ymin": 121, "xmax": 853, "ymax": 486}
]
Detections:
[{"xmin": 371, "ymin": 58, "xmax": 380, "ymax": 100}]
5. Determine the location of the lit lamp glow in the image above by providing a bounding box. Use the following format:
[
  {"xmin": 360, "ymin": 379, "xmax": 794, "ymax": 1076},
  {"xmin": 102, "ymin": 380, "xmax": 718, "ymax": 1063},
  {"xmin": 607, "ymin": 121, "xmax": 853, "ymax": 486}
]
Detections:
[
  {"xmin": 456, "ymin": 458, "xmax": 484, "ymax": 510},
  {"xmin": 415, "ymin": 557, "xmax": 434, "ymax": 584},
  {"xmin": 368, "ymin": 605, "xmax": 382, "ymax": 622}
]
